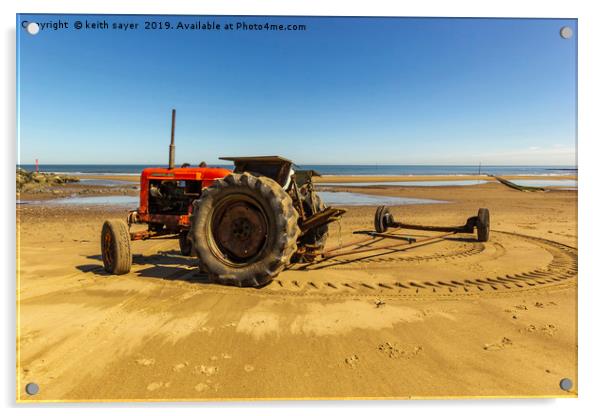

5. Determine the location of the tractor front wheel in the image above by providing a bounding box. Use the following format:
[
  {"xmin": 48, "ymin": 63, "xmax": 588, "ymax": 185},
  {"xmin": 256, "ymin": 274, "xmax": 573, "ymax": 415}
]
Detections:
[{"xmin": 101, "ymin": 220, "xmax": 132, "ymax": 274}]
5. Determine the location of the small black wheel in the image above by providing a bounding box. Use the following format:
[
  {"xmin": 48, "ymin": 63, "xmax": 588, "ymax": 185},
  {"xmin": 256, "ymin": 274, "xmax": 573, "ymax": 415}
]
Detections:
[
  {"xmin": 476, "ymin": 208, "xmax": 490, "ymax": 242},
  {"xmin": 101, "ymin": 220, "xmax": 132, "ymax": 274},
  {"xmin": 179, "ymin": 230, "xmax": 193, "ymax": 256},
  {"xmin": 374, "ymin": 206, "xmax": 393, "ymax": 233}
]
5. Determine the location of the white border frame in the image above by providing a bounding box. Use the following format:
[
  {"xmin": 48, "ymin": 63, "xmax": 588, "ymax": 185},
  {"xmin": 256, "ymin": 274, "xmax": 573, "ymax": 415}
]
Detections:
[{"xmin": 3, "ymin": 1, "xmax": 600, "ymax": 415}]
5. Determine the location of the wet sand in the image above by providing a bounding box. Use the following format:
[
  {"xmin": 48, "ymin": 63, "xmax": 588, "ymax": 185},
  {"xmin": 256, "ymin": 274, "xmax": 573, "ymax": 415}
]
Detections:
[{"xmin": 16, "ymin": 180, "xmax": 577, "ymax": 401}]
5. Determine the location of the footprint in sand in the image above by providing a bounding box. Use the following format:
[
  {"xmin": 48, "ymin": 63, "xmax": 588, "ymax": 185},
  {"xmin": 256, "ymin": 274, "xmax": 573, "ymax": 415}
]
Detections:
[
  {"xmin": 377, "ymin": 342, "xmax": 423, "ymax": 359},
  {"xmin": 194, "ymin": 382, "xmax": 210, "ymax": 392},
  {"xmin": 533, "ymin": 301, "xmax": 557, "ymax": 308},
  {"xmin": 147, "ymin": 381, "xmax": 170, "ymax": 391},
  {"xmin": 172, "ymin": 362, "xmax": 189, "ymax": 372},
  {"xmin": 135, "ymin": 358, "xmax": 155, "ymax": 367},
  {"xmin": 541, "ymin": 324, "xmax": 558, "ymax": 336},
  {"xmin": 521, "ymin": 324, "xmax": 558, "ymax": 337},
  {"xmin": 344, "ymin": 355, "xmax": 360, "ymax": 369},
  {"xmin": 523, "ymin": 324, "xmax": 538, "ymax": 333},
  {"xmin": 193, "ymin": 365, "xmax": 219, "ymax": 376},
  {"xmin": 483, "ymin": 337, "xmax": 513, "ymax": 351}
]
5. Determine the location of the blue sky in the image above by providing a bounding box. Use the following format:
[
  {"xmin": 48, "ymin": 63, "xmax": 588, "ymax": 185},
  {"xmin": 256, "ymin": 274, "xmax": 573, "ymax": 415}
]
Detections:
[{"xmin": 17, "ymin": 15, "xmax": 577, "ymax": 165}]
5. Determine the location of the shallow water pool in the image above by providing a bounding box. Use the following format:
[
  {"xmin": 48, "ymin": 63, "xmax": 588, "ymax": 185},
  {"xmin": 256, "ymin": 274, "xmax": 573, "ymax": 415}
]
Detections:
[
  {"xmin": 48, "ymin": 195, "xmax": 139, "ymax": 206},
  {"xmin": 79, "ymin": 178, "xmax": 136, "ymax": 187},
  {"xmin": 509, "ymin": 179, "xmax": 578, "ymax": 188},
  {"xmin": 318, "ymin": 180, "xmax": 489, "ymax": 187},
  {"xmin": 34, "ymin": 191, "xmax": 443, "ymax": 207},
  {"xmin": 318, "ymin": 191, "xmax": 444, "ymax": 206}
]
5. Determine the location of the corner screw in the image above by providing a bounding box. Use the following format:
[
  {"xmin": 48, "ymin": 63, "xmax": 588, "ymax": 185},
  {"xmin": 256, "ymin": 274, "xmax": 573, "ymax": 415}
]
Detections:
[
  {"xmin": 25, "ymin": 382, "xmax": 39, "ymax": 395},
  {"xmin": 559, "ymin": 378, "xmax": 573, "ymax": 391},
  {"xmin": 26, "ymin": 22, "xmax": 40, "ymax": 35},
  {"xmin": 560, "ymin": 26, "xmax": 573, "ymax": 39}
]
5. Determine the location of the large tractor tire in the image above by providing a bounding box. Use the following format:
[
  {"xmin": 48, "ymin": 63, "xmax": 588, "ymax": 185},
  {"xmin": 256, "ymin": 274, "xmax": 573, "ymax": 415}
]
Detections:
[
  {"xmin": 101, "ymin": 220, "xmax": 132, "ymax": 275},
  {"xmin": 190, "ymin": 173, "xmax": 300, "ymax": 287}
]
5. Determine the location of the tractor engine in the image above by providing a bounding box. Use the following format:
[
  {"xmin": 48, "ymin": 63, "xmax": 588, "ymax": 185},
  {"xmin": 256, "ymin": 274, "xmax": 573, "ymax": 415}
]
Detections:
[{"xmin": 148, "ymin": 179, "xmax": 200, "ymax": 215}]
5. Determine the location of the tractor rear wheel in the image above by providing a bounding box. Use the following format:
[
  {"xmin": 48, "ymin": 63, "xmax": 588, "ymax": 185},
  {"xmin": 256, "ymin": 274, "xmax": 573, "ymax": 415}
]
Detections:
[
  {"xmin": 190, "ymin": 173, "xmax": 300, "ymax": 287},
  {"xmin": 101, "ymin": 220, "xmax": 132, "ymax": 274}
]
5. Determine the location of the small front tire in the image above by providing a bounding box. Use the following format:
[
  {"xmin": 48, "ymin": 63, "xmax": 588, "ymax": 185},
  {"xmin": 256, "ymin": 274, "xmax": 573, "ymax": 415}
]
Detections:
[{"xmin": 101, "ymin": 220, "xmax": 132, "ymax": 274}]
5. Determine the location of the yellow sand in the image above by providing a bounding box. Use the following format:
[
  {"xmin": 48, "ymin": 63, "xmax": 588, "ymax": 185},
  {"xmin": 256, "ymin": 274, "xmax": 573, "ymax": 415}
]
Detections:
[{"xmin": 16, "ymin": 181, "xmax": 577, "ymax": 401}]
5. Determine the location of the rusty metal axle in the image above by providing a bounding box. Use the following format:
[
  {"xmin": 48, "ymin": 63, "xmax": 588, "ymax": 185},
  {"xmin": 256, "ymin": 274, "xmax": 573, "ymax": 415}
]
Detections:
[
  {"xmin": 316, "ymin": 206, "xmax": 491, "ymax": 263},
  {"xmin": 374, "ymin": 206, "xmax": 490, "ymax": 242}
]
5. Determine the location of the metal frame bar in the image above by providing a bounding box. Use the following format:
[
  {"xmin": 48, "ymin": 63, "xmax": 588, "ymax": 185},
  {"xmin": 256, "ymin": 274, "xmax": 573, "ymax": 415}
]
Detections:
[
  {"xmin": 387, "ymin": 218, "xmax": 476, "ymax": 234},
  {"xmin": 353, "ymin": 231, "xmax": 417, "ymax": 243},
  {"xmin": 321, "ymin": 231, "xmax": 456, "ymax": 260},
  {"xmin": 322, "ymin": 227, "xmax": 409, "ymax": 254}
]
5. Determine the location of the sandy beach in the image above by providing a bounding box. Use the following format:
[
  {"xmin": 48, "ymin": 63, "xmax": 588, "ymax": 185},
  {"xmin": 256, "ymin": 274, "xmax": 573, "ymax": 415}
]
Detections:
[{"xmin": 16, "ymin": 178, "xmax": 577, "ymax": 401}]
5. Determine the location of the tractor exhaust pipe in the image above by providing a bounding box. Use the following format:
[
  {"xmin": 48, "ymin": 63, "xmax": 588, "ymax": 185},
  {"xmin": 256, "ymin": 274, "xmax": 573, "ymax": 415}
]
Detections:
[{"xmin": 168, "ymin": 109, "xmax": 176, "ymax": 169}]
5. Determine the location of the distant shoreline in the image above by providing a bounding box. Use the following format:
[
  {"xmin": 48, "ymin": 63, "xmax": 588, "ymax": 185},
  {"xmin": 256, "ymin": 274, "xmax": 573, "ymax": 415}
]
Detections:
[
  {"xmin": 17, "ymin": 164, "xmax": 578, "ymax": 177},
  {"xmin": 79, "ymin": 174, "xmax": 578, "ymax": 183}
]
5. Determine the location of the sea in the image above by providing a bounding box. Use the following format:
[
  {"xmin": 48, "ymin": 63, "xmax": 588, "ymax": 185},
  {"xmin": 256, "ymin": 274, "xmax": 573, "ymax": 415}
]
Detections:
[{"xmin": 17, "ymin": 164, "xmax": 577, "ymax": 177}]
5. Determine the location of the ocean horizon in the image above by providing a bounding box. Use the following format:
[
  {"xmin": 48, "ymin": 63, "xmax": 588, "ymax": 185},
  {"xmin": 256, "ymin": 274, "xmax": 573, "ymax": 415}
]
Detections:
[{"xmin": 17, "ymin": 164, "xmax": 577, "ymax": 177}]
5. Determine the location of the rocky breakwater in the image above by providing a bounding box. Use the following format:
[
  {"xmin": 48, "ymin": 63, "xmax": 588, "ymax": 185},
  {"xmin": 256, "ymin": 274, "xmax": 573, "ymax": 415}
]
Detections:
[{"xmin": 17, "ymin": 168, "xmax": 79, "ymax": 194}]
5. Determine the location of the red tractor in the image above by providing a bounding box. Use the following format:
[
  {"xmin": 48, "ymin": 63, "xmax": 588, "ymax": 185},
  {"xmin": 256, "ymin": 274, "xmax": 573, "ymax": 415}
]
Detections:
[{"xmin": 101, "ymin": 110, "xmax": 345, "ymax": 287}]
